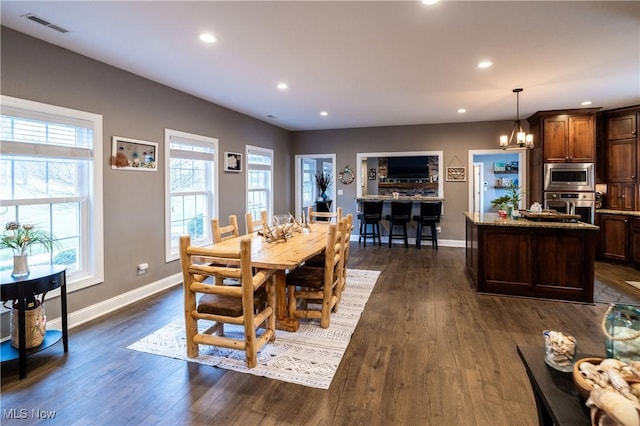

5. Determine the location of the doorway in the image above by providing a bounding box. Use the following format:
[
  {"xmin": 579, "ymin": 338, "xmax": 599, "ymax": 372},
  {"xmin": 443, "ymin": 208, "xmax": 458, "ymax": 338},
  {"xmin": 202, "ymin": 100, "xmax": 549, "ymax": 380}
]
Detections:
[
  {"xmin": 294, "ymin": 154, "xmax": 337, "ymax": 218},
  {"xmin": 467, "ymin": 149, "xmax": 528, "ymax": 213}
]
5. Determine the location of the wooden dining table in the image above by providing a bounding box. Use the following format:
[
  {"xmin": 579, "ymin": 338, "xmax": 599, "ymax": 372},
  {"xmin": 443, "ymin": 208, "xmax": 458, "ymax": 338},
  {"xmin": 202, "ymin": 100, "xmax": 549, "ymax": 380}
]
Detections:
[{"xmin": 204, "ymin": 222, "xmax": 330, "ymax": 332}]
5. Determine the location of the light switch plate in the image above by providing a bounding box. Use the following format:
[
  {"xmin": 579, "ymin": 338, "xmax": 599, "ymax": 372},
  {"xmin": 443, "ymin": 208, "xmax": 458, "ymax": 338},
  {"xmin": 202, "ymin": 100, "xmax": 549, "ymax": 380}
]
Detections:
[{"xmin": 338, "ymin": 190, "xmax": 343, "ymax": 195}]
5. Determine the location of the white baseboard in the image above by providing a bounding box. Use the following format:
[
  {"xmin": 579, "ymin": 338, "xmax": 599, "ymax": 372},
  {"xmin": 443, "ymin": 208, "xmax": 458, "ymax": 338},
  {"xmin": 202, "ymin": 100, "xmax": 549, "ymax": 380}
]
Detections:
[{"xmin": 45, "ymin": 272, "xmax": 182, "ymax": 331}]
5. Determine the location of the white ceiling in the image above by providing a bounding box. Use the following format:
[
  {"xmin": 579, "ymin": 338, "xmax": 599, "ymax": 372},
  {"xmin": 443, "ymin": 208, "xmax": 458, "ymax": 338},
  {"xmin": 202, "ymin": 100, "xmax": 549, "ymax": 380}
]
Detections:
[{"xmin": 1, "ymin": 1, "xmax": 639, "ymax": 131}]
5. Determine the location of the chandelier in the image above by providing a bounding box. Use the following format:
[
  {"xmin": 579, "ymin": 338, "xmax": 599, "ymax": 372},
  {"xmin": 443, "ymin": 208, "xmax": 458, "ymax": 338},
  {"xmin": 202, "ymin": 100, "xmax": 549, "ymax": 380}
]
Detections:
[{"xmin": 499, "ymin": 88, "xmax": 534, "ymax": 149}]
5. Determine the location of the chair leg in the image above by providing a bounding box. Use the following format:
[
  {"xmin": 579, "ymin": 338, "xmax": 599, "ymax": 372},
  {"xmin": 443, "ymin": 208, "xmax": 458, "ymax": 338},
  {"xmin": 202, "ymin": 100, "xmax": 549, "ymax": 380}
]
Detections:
[
  {"xmin": 403, "ymin": 223, "xmax": 408, "ymax": 248},
  {"xmin": 388, "ymin": 222, "xmax": 393, "ymax": 247},
  {"xmin": 432, "ymin": 224, "xmax": 438, "ymax": 249},
  {"xmin": 375, "ymin": 222, "xmax": 381, "ymax": 246},
  {"xmin": 416, "ymin": 222, "xmax": 422, "ymax": 249}
]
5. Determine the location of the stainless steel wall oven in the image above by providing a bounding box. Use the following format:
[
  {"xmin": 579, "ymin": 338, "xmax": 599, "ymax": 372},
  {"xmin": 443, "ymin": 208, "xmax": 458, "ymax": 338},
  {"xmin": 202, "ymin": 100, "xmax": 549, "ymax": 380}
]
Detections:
[{"xmin": 544, "ymin": 192, "xmax": 595, "ymax": 224}]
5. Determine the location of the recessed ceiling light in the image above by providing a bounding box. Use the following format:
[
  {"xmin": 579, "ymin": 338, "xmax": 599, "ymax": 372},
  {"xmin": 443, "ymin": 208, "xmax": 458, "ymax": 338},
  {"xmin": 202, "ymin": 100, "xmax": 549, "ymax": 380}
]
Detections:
[
  {"xmin": 421, "ymin": 0, "xmax": 439, "ymax": 5},
  {"xmin": 199, "ymin": 33, "xmax": 216, "ymax": 43},
  {"xmin": 581, "ymin": 100, "xmax": 593, "ymax": 106},
  {"xmin": 320, "ymin": 111, "xmax": 328, "ymax": 116},
  {"xmin": 277, "ymin": 83, "xmax": 288, "ymax": 90},
  {"xmin": 458, "ymin": 108, "xmax": 467, "ymax": 114},
  {"xmin": 477, "ymin": 60, "xmax": 493, "ymax": 69}
]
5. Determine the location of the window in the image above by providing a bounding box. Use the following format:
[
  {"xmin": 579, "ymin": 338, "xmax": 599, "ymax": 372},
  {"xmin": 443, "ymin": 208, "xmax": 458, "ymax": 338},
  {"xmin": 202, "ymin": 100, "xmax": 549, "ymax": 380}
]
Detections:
[
  {"xmin": 246, "ymin": 146, "xmax": 273, "ymax": 221},
  {"xmin": 0, "ymin": 96, "xmax": 104, "ymax": 290},
  {"xmin": 165, "ymin": 129, "xmax": 218, "ymax": 262},
  {"xmin": 302, "ymin": 158, "xmax": 316, "ymax": 207}
]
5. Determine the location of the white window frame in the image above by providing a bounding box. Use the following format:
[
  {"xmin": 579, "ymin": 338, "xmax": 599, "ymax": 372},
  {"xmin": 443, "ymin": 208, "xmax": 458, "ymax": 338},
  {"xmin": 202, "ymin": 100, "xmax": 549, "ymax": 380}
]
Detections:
[
  {"xmin": 302, "ymin": 158, "xmax": 317, "ymax": 208},
  {"xmin": 164, "ymin": 129, "xmax": 218, "ymax": 262},
  {"xmin": 246, "ymin": 145, "xmax": 274, "ymax": 221},
  {"xmin": 0, "ymin": 95, "xmax": 104, "ymax": 292}
]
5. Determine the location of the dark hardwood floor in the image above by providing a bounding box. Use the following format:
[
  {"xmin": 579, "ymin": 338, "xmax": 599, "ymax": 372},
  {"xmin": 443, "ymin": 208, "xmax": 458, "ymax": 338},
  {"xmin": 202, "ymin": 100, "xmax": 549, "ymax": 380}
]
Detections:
[{"xmin": 2, "ymin": 244, "xmax": 639, "ymax": 425}]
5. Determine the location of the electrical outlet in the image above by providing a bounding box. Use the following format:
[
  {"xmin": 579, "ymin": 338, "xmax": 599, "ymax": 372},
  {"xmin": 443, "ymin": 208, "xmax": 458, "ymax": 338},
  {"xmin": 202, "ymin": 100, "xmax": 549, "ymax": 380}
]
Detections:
[
  {"xmin": 436, "ymin": 226, "xmax": 441, "ymax": 233},
  {"xmin": 138, "ymin": 263, "xmax": 148, "ymax": 275}
]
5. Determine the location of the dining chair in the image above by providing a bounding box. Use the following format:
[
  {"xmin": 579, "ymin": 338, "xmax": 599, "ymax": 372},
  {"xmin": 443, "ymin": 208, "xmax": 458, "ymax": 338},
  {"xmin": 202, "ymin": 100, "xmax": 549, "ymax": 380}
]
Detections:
[
  {"xmin": 413, "ymin": 201, "xmax": 442, "ymax": 249},
  {"xmin": 385, "ymin": 201, "xmax": 413, "ymax": 248},
  {"xmin": 211, "ymin": 215, "xmax": 239, "ymax": 243},
  {"xmin": 179, "ymin": 235, "xmax": 277, "ymax": 368},
  {"xmin": 308, "ymin": 205, "xmax": 343, "ymax": 223},
  {"xmin": 358, "ymin": 200, "xmax": 384, "ymax": 246},
  {"xmin": 335, "ymin": 214, "xmax": 352, "ymax": 304},
  {"xmin": 245, "ymin": 210, "xmax": 268, "ymax": 234},
  {"xmin": 286, "ymin": 219, "xmax": 345, "ymax": 328}
]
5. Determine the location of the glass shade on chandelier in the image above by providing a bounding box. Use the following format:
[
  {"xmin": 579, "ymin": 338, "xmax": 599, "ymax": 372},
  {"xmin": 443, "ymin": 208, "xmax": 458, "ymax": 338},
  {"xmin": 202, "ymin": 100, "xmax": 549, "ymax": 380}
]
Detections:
[{"xmin": 500, "ymin": 88, "xmax": 534, "ymax": 150}]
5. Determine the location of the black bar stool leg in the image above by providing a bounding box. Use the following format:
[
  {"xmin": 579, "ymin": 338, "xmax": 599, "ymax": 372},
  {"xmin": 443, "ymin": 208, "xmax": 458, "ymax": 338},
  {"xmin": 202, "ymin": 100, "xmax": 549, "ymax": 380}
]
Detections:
[
  {"xmin": 432, "ymin": 223, "xmax": 438, "ymax": 249},
  {"xmin": 403, "ymin": 223, "xmax": 408, "ymax": 248}
]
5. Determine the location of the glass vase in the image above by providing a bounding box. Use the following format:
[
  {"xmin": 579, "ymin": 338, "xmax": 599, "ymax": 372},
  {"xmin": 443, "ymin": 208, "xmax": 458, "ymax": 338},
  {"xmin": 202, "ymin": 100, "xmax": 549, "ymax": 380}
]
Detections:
[{"xmin": 12, "ymin": 254, "xmax": 30, "ymax": 277}]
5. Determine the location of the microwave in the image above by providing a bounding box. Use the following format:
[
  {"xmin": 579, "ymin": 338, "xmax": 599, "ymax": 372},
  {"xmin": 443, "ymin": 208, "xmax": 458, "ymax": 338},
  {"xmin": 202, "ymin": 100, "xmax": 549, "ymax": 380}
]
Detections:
[{"xmin": 544, "ymin": 163, "xmax": 594, "ymax": 192}]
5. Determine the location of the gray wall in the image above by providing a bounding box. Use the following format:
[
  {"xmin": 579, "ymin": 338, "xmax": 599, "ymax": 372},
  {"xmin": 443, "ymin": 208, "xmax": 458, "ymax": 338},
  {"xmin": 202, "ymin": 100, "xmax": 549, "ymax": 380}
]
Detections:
[
  {"xmin": 292, "ymin": 120, "xmax": 515, "ymax": 241},
  {"xmin": 1, "ymin": 27, "xmax": 292, "ymax": 317},
  {"xmin": 1, "ymin": 26, "xmax": 520, "ymax": 324}
]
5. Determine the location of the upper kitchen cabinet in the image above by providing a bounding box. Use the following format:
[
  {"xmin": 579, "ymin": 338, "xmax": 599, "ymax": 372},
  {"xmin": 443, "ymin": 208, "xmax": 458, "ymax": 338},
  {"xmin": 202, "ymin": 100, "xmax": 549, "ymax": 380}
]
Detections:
[
  {"xmin": 527, "ymin": 109, "xmax": 599, "ymax": 163},
  {"xmin": 527, "ymin": 108, "xmax": 600, "ymax": 204},
  {"xmin": 606, "ymin": 107, "xmax": 639, "ymax": 182},
  {"xmin": 608, "ymin": 112, "xmax": 637, "ymax": 140},
  {"xmin": 605, "ymin": 105, "xmax": 640, "ymax": 211}
]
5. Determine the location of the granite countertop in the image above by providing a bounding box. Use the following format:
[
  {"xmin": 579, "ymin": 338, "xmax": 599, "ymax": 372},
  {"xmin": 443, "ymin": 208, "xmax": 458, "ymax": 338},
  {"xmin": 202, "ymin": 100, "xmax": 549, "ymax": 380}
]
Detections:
[
  {"xmin": 596, "ymin": 209, "xmax": 640, "ymax": 218},
  {"xmin": 356, "ymin": 195, "xmax": 443, "ymax": 201},
  {"xmin": 464, "ymin": 212, "xmax": 600, "ymax": 230}
]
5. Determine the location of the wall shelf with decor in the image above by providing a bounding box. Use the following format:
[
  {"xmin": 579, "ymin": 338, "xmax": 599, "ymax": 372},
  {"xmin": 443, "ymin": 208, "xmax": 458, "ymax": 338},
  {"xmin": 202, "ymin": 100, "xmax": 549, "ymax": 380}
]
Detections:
[{"xmin": 494, "ymin": 161, "xmax": 519, "ymax": 173}]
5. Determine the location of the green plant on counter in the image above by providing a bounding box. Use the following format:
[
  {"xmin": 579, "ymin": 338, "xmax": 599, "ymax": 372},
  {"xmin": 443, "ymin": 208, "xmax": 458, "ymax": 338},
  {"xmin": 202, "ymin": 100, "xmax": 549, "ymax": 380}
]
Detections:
[{"xmin": 491, "ymin": 183, "xmax": 523, "ymax": 211}]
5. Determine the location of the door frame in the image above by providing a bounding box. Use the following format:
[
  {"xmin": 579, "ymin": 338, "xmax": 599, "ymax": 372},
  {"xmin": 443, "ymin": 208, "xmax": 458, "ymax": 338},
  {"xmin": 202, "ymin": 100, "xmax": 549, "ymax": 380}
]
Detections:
[
  {"xmin": 294, "ymin": 154, "xmax": 337, "ymax": 218},
  {"xmin": 468, "ymin": 148, "xmax": 528, "ymax": 213}
]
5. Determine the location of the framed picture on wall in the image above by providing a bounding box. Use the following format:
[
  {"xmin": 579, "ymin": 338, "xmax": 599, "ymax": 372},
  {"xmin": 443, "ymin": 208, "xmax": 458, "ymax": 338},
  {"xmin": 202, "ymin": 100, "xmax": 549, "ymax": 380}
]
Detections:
[
  {"xmin": 111, "ymin": 136, "xmax": 158, "ymax": 171},
  {"xmin": 368, "ymin": 168, "xmax": 377, "ymax": 180},
  {"xmin": 446, "ymin": 166, "xmax": 466, "ymax": 182},
  {"xmin": 224, "ymin": 152, "xmax": 243, "ymax": 172}
]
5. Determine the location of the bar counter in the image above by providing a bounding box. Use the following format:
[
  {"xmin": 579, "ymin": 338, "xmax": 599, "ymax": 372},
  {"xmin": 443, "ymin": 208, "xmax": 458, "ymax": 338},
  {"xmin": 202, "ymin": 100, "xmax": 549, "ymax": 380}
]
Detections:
[
  {"xmin": 356, "ymin": 195, "xmax": 443, "ymax": 202},
  {"xmin": 465, "ymin": 212, "xmax": 598, "ymax": 303}
]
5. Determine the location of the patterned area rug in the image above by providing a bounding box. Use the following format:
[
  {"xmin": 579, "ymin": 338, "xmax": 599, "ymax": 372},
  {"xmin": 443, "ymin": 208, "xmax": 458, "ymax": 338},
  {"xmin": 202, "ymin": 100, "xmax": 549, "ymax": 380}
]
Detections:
[
  {"xmin": 626, "ymin": 281, "xmax": 640, "ymax": 291},
  {"xmin": 127, "ymin": 269, "xmax": 380, "ymax": 389}
]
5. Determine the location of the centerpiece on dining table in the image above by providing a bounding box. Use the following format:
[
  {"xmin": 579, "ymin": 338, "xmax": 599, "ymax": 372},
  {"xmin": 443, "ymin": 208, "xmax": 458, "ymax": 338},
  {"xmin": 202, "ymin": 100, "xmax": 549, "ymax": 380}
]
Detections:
[{"xmin": 260, "ymin": 213, "xmax": 309, "ymax": 242}]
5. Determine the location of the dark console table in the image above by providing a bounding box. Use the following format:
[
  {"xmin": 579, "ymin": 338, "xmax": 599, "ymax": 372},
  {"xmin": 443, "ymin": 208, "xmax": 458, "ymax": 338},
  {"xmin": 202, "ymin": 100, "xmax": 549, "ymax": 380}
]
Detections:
[
  {"xmin": 1, "ymin": 265, "xmax": 68, "ymax": 379},
  {"xmin": 517, "ymin": 345, "xmax": 591, "ymax": 426}
]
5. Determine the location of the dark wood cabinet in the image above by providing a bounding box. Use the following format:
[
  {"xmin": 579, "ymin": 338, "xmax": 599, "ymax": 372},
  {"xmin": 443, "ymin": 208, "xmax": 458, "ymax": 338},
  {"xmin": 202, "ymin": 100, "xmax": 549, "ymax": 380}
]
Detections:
[
  {"xmin": 607, "ymin": 138, "xmax": 637, "ymax": 182},
  {"xmin": 466, "ymin": 215, "xmax": 596, "ymax": 303},
  {"xmin": 608, "ymin": 183, "xmax": 636, "ymax": 210},
  {"xmin": 631, "ymin": 217, "xmax": 640, "ymax": 267},
  {"xmin": 597, "ymin": 213, "xmax": 629, "ymax": 261},
  {"xmin": 537, "ymin": 113, "xmax": 596, "ymax": 163},
  {"xmin": 608, "ymin": 113, "xmax": 637, "ymax": 140},
  {"xmin": 604, "ymin": 107, "xmax": 639, "ymax": 211}
]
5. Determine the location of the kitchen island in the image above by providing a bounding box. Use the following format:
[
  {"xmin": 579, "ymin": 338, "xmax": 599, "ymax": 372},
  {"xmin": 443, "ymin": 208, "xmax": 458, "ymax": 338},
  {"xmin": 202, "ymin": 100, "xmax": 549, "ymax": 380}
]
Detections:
[{"xmin": 465, "ymin": 212, "xmax": 599, "ymax": 303}]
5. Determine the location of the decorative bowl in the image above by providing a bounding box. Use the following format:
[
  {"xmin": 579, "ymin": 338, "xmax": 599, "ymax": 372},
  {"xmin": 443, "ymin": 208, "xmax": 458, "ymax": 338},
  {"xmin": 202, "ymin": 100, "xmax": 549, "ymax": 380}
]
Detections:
[{"xmin": 572, "ymin": 357, "xmax": 603, "ymax": 399}]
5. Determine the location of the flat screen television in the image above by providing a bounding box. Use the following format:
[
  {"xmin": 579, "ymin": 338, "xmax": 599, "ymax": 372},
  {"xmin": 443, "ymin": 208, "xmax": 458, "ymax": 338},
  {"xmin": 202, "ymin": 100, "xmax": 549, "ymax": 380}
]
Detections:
[{"xmin": 387, "ymin": 156, "xmax": 430, "ymax": 179}]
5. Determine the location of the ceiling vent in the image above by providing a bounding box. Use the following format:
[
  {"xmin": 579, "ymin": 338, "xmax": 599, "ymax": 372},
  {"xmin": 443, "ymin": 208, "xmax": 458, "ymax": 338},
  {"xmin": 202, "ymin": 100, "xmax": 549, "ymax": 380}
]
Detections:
[{"xmin": 22, "ymin": 13, "xmax": 69, "ymax": 34}]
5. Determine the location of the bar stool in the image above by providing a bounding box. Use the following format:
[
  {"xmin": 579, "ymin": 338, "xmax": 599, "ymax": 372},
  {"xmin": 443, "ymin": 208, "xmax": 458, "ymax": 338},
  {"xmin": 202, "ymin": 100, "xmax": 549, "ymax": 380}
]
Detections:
[
  {"xmin": 358, "ymin": 200, "xmax": 383, "ymax": 246},
  {"xmin": 413, "ymin": 201, "xmax": 442, "ymax": 249},
  {"xmin": 385, "ymin": 201, "xmax": 413, "ymax": 248}
]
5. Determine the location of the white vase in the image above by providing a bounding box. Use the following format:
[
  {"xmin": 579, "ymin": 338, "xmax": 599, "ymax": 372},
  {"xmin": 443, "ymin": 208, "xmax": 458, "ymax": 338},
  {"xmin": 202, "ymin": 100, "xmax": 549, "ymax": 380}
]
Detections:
[{"xmin": 12, "ymin": 254, "xmax": 30, "ymax": 277}]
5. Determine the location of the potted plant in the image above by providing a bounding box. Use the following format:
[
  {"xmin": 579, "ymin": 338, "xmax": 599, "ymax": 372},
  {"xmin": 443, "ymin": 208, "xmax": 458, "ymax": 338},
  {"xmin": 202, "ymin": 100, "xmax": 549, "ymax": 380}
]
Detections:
[
  {"xmin": 1, "ymin": 222, "xmax": 59, "ymax": 277},
  {"xmin": 315, "ymin": 171, "xmax": 332, "ymax": 201},
  {"xmin": 490, "ymin": 183, "xmax": 523, "ymax": 218}
]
